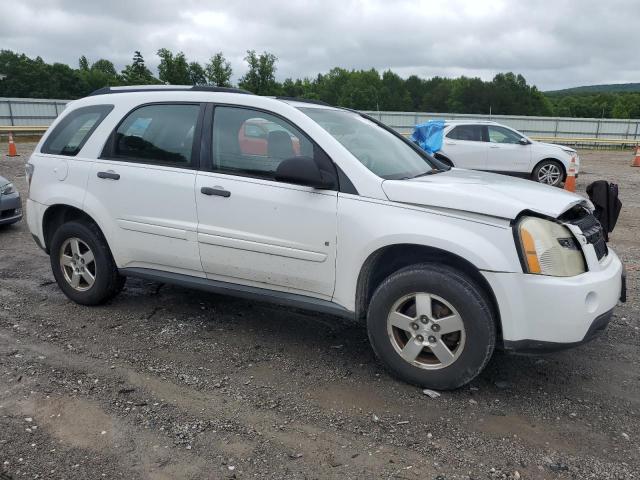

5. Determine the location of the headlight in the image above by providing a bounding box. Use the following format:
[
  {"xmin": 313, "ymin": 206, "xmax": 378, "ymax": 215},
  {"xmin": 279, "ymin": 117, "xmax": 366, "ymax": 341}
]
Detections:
[
  {"xmin": 0, "ymin": 183, "xmax": 15, "ymax": 195},
  {"xmin": 560, "ymin": 147, "xmax": 575, "ymax": 154},
  {"xmin": 515, "ymin": 216, "xmax": 586, "ymax": 277}
]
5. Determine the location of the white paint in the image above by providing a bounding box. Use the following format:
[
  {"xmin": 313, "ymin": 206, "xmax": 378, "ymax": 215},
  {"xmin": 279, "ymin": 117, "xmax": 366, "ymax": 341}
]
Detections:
[
  {"xmin": 439, "ymin": 121, "xmax": 580, "ymax": 176},
  {"xmin": 26, "ymin": 90, "xmax": 623, "ymax": 346}
]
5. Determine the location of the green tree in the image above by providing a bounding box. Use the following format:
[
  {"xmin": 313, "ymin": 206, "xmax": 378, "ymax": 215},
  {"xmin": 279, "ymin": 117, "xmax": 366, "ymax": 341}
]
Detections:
[
  {"xmin": 91, "ymin": 59, "xmax": 117, "ymax": 77},
  {"xmin": 420, "ymin": 77, "xmax": 454, "ymax": 112},
  {"xmin": 405, "ymin": 75, "xmax": 426, "ymax": 110},
  {"xmin": 157, "ymin": 48, "xmax": 190, "ymax": 84},
  {"xmin": 120, "ymin": 51, "xmax": 158, "ymax": 85},
  {"xmin": 78, "ymin": 55, "xmax": 89, "ymax": 71},
  {"xmin": 49, "ymin": 62, "xmax": 88, "ymax": 98},
  {"xmin": 380, "ymin": 70, "xmax": 411, "ymax": 111},
  {"xmin": 188, "ymin": 61, "xmax": 206, "ymax": 85},
  {"xmin": 5, "ymin": 47, "xmax": 640, "ymax": 118},
  {"xmin": 238, "ymin": 50, "xmax": 279, "ymax": 95},
  {"xmin": 204, "ymin": 52, "xmax": 233, "ymax": 87},
  {"xmin": 336, "ymin": 69, "xmax": 382, "ymax": 110}
]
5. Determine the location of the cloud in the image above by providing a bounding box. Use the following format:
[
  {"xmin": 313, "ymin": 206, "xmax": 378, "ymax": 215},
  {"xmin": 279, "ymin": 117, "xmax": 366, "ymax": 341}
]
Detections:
[{"xmin": 2, "ymin": 0, "xmax": 639, "ymax": 90}]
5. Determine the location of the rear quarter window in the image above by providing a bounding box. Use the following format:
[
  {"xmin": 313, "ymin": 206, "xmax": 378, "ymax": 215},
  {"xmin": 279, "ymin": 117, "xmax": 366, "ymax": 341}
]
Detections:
[{"xmin": 41, "ymin": 105, "xmax": 114, "ymax": 156}]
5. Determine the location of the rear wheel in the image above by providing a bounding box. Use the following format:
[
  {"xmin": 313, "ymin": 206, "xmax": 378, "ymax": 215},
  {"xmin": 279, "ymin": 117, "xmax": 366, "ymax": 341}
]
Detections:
[
  {"xmin": 366, "ymin": 263, "xmax": 496, "ymax": 390},
  {"xmin": 50, "ymin": 221, "xmax": 125, "ymax": 305},
  {"xmin": 533, "ymin": 160, "xmax": 564, "ymax": 187}
]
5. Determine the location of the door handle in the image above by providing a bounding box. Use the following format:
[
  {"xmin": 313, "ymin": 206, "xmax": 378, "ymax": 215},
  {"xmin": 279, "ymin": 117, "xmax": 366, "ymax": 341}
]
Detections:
[
  {"xmin": 97, "ymin": 170, "xmax": 120, "ymax": 180},
  {"xmin": 444, "ymin": 141, "xmax": 456, "ymax": 145},
  {"xmin": 201, "ymin": 186, "xmax": 231, "ymax": 198},
  {"xmin": 489, "ymin": 145, "xmax": 500, "ymax": 148}
]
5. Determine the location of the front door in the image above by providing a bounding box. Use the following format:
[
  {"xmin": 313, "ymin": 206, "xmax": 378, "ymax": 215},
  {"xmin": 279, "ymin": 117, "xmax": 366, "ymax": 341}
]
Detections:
[
  {"xmin": 485, "ymin": 125, "xmax": 531, "ymax": 173},
  {"xmin": 195, "ymin": 105, "xmax": 338, "ymax": 299}
]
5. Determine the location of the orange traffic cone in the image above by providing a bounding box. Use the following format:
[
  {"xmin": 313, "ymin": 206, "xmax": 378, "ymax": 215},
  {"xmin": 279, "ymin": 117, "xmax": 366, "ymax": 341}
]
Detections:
[
  {"xmin": 632, "ymin": 145, "xmax": 640, "ymax": 167},
  {"xmin": 7, "ymin": 132, "xmax": 18, "ymax": 157},
  {"xmin": 564, "ymin": 155, "xmax": 577, "ymax": 192}
]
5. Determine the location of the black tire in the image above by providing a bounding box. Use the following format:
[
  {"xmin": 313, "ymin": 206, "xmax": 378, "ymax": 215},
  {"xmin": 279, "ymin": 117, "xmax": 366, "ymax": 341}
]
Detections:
[
  {"xmin": 532, "ymin": 160, "xmax": 564, "ymax": 187},
  {"xmin": 366, "ymin": 263, "xmax": 496, "ymax": 390},
  {"xmin": 49, "ymin": 221, "xmax": 125, "ymax": 305}
]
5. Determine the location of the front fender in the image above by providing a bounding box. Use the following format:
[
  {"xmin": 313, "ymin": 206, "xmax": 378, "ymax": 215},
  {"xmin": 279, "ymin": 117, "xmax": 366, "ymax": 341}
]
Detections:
[{"xmin": 332, "ymin": 195, "xmax": 522, "ymax": 311}]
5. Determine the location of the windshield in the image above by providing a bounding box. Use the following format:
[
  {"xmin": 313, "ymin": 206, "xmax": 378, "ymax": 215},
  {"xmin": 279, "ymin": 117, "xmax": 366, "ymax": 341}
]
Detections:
[{"xmin": 298, "ymin": 107, "xmax": 434, "ymax": 180}]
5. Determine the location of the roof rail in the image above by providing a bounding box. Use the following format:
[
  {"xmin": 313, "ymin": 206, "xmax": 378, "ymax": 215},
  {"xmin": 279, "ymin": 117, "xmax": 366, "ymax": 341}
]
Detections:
[
  {"xmin": 88, "ymin": 85, "xmax": 254, "ymax": 96},
  {"xmin": 275, "ymin": 96, "xmax": 331, "ymax": 106}
]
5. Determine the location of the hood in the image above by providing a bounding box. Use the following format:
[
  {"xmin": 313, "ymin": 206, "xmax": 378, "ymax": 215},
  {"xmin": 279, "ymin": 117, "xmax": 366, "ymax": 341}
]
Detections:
[
  {"xmin": 535, "ymin": 141, "xmax": 576, "ymax": 154},
  {"xmin": 382, "ymin": 168, "xmax": 585, "ymax": 220}
]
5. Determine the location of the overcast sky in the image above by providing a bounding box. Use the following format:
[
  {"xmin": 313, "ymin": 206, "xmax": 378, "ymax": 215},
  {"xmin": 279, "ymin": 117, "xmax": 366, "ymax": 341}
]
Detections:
[{"xmin": 3, "ymin": 0, "xmax": 639, "ymax": 90}]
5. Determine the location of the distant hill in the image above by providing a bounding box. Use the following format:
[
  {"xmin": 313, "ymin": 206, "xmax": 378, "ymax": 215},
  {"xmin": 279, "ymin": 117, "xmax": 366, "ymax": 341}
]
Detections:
[{"xmin": 546, "ymin": 83, "xmax": 640, "ymax": 96}]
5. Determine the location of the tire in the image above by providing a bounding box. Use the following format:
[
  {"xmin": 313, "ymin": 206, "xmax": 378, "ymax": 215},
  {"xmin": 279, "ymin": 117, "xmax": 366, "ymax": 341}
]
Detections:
[
  {"xmin": 366, "ymin": 263, "xmax": 496, "ymax": 390},
  {"xmin": 49, "ymin": 221, "xmax": 125, "ymax": 305},
  {"xmin": 532, "ymin": 160, "xmax": 564, "ymax": 187}
]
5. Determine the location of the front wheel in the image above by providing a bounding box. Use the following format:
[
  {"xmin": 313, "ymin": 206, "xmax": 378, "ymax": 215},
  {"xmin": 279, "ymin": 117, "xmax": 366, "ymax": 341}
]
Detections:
[
  {"xmin": 50, "ymin": 221, "xmax": 125, "ymax": 305},
  {"xmin": 533, "ymin": 160, "xmax": 564, "ymax": 187},
  {"xmin": 366, "ymin": 263, "xmax": 496, "ymax": 390}
]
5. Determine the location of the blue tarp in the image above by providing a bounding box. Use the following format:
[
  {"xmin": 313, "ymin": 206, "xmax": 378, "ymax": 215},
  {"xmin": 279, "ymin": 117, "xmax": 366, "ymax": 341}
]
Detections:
[{"xmin": 411, "ymin": 120, "xmax": 445, "ymax": 155}]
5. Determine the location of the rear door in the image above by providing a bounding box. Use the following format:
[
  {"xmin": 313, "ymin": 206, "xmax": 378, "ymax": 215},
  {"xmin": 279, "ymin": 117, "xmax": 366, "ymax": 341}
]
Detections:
[
  {"xmin": 442, "ymin": 125, "xmax": 488, "ymax": 170},
  {"xmin": 84, "ymin": 103, "xmax": 204, "ymax": 275},
  {"xmin": 194, "ymin": 105, "xmax": 338, "ymax": 299},
  {"xmin": 485, "ymin": 125, "xmax": 531, "ymax": 173}
]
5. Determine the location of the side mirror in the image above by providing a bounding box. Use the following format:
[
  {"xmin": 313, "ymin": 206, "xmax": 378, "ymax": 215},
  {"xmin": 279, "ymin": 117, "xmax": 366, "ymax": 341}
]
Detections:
[
  {"xmin": 519, "ymin": 138, "xmax": 530, "ymax": 145},
  {"xmin": 275, "ymin": 156, "xmax": 334, "ymax": 189}
]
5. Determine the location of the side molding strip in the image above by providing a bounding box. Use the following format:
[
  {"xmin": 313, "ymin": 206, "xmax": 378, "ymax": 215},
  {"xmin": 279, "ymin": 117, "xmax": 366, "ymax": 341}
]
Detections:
[{"xmin": 119, "ymin": 267, "xmax": 355, "ymax": 319}]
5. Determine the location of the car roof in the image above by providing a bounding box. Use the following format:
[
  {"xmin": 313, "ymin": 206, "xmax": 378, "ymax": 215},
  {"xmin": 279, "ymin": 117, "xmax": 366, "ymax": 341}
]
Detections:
[
  {"xmin": 443, "ymin": 120, "xmax": 500, "ymax": 126},
  {"xmin": 85, "ymin": 85, "xmax": 343, "ymax": 111},
  {"xmin": 88, "ymin": 85, "xmax": 254, "ymax": 96}
]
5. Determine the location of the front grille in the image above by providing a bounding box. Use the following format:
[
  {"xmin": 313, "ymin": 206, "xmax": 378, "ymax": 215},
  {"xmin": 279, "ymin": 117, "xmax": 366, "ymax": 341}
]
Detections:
[
  {"xmin": 0, "ymin": 208, "xmax": 16, "ymax": 219},
  {"xmin": 568, "ymin": 211, "xmax": 608, "ymax": 260}
]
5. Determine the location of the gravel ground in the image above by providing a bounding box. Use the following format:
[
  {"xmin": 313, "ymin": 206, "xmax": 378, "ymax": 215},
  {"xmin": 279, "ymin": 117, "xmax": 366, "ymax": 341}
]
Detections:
[{"xmin": 0, "ymin": 144, "xmax": 638, "ymax": 479}]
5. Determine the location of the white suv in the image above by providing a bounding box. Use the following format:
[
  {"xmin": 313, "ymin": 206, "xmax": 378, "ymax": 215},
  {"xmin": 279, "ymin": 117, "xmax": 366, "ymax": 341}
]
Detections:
[
  {"xmin": 25, "ymin": 86, "xmax": 625, "ymax": 390},
  {"xmin": 435, "ymin": 120, "xmax": 579, "ymax": 187}
]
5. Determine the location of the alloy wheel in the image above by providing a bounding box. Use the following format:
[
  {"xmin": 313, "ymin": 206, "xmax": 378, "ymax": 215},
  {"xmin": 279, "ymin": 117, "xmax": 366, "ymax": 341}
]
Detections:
[
  {"xmin": 386, "ymin": 292, "xmax": 466, "ymax": 370},
  {"xmin": 59, "ymin": 237, "xmax": 96, "ymax": 291},
  {"xmin": 537, "ymin": 163, "xmax": 562, "ymax": 185}
]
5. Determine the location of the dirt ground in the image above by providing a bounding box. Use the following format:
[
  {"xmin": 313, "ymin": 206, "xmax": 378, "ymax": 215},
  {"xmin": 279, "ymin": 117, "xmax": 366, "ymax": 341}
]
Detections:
[{"xmin": 0, "ymin": 144, "xmax": 638, "ymax": 479}]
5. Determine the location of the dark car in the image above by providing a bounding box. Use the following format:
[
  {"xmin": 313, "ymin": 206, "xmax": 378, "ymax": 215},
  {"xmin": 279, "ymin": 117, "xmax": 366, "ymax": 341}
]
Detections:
[{"xmin": 0, "ymin": 175, "xmax": 22, "ymax": 226}]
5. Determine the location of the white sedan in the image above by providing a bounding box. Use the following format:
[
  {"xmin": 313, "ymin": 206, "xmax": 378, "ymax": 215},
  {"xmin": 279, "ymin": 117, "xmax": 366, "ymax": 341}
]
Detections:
[{"xmin": 433, "ymin": 121, "xmax": 578, "ymax": 187}]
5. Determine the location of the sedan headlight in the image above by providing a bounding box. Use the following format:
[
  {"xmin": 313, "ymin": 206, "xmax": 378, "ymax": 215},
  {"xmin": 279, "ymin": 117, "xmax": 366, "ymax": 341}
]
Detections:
[
  {"xmin": 515, "ymin": 216, "xmax": 586, "ymax": 277},
  {"xmin": 0, "ymin": 183, "xmax": 15, "ymax": 195}
]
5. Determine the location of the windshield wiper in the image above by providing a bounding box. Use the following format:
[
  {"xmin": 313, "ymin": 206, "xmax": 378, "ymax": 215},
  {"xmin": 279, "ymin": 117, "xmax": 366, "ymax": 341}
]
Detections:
[{"xmin": 410, "ymin": 169, "xmax": 440, "ymax": 179}]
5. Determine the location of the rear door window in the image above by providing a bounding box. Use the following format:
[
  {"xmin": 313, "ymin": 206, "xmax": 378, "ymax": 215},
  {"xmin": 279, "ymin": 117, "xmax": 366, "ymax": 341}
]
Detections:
[
  {"xmin": 446, "ymin": 125, "xmax": 484, "ymax": 142},
  {"xmin": 106, "ymin": 104, "xmax": 200, "ymax": 167},
  {"xmin": 41, "ymin": 105, "xmax": 113, "ymax": 156}
]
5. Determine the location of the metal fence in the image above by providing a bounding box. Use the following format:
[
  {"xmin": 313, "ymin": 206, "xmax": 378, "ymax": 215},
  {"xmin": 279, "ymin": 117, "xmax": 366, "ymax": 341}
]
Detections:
[
  {"xmin": 0, "ymin": 97, "xmax": 69, "ymax": 127},
  {"xmin": 1, "ymin": 97, "xmax": 639, "ymax": 147}
]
